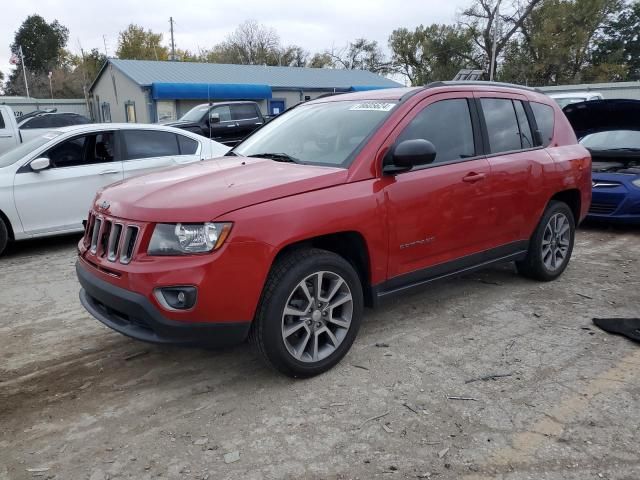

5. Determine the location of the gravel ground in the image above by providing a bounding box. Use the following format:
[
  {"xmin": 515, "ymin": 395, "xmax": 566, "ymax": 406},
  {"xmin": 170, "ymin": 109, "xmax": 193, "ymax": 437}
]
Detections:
[{"xmin": 0, "ymin": 225, "xmax": 639, "ymax": 480}]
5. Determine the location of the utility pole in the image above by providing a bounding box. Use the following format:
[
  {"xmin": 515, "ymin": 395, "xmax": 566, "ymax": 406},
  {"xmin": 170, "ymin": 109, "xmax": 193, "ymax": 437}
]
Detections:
[
  {"xmin": 102, "ymin": 35, "xmax": 109, "ymax": 57},
  {"xmin": 169, "ymin": 17, "xmax": 176, "ymax": 61},
  {"xmin": 19, "ymin": 45, "xmax": 30, "ymax": 98},
  {"xmin": 489, "ymin": 0, "xmax": 502, "ymax": 82}
]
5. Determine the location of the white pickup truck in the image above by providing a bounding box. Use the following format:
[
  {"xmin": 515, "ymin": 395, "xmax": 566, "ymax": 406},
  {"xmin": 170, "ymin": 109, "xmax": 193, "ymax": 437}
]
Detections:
[{"xmin": 0, "ymin": 105, "xmax": 64, "ymax": 155}]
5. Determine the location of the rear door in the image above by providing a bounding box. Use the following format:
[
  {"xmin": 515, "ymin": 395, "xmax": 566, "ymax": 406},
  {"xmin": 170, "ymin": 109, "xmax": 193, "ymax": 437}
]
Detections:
[
  {"xmin": 475, "ymin": 93, "xmax": 553, "ymax": 244},
  {"xmin": 13, "ymin": 131, "xmax": 123, "ymax": 234},
  {"xmin": 231, "ymin": 103, "xmax": 264, "ymax": 142},
  {"xmin": 120, "ymin": 129, "xmax": 183, "ymax": 179},
  {"xmin": 382, "ymin": 92, "xmax": 494, "ymax": 281}
]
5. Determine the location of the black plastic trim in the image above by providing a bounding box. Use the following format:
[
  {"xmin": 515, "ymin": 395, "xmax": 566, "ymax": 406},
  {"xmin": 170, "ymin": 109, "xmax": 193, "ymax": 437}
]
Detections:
[
  {"xmin": 76, "ymin": 260, "xmax": 251, "ymax": 347},
  {"xmin": 372, "ymin": 241, "xmax": 529, "ymax": 304}
]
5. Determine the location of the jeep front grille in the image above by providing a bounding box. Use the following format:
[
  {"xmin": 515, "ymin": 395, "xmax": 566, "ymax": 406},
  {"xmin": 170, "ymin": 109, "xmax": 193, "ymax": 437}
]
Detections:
[{"xmin": 84, "ymin": 213, "xmax": 140, "ymax": 264}]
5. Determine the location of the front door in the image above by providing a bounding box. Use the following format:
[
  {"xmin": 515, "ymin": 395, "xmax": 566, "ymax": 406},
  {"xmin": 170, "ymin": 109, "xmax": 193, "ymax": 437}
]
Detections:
[
  {"xmin": 207, "ymin": 105, "xmax": 238, "ymax": 145},
  {"xmin": 380, "ymin": 93, "xmax": 495, "ymax": 281},
  {"xmin": 14, "ymin": 131, "xmax": 123, "ymax": 234}
]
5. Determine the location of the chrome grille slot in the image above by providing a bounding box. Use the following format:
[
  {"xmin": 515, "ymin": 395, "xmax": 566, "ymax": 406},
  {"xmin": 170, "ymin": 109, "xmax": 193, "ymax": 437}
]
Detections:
[
  {"xmin": 107, "ymin": 223, "xmax": 123, "ymax": 262},
  {"xmin": 90, "ymin": 218, "xmax": 102, "ymax": 254},
  {"xmin": 120, "ymin": 226, "xmax": 139, "ymax": 264},
  {"xmin": 98, "ymin": 220, "xmax": 112, "ymax": 257},
  {"xmin": 84, "ymin": 213, "xmax": 95, "ymax": 247}
]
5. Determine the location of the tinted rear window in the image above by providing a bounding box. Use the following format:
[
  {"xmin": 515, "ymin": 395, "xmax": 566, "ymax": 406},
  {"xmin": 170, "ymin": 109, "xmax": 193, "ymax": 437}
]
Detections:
[
  {"xmin": 122, "ymin": 130, "xmax": 180, "ymax": 160},
  {"xmin": 178, "ymin": 134, "xmax": 199, "ymax": 155},
  {"xmin": 480, "ymin": 98, "xmax": 522, "ymax": 153},
  {"xmin": 0, "ymin": 114, "xmax": 5, "ymax": 129},
  {"xmin": 530, "ymin": 102, "xmax": 555, "ymax": 147},
  {"xmin": 232, "ymin": 104, "xmax": 259, "ymax": 120}
]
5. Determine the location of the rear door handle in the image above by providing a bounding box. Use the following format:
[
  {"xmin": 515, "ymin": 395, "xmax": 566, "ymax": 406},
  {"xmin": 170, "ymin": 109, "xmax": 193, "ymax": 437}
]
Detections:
[
  {"xmin": 99, "ymin": 169, "xmax": 119, "ymax": 175},
  {"xmin": 462, "ymin": 172, "xmax": 486, "ymax": 183}
]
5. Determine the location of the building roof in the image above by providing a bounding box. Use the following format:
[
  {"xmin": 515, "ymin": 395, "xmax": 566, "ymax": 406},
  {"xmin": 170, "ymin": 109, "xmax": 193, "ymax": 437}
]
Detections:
[{"xmin": 94, "ymin": 59, "xmax": 402, "ymax": 91}]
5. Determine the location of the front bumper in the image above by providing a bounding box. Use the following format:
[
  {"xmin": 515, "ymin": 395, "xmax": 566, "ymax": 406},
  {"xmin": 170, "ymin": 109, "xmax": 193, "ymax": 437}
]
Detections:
[{"xmin": 77, "ymin": 260, "xmax": 251, "ymax": 346}]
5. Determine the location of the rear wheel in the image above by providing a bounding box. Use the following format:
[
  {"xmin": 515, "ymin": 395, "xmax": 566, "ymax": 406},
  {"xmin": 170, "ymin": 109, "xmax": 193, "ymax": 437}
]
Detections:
[
  {"xmin": 250, "ymin": 248, "xmax": 363, "ymax": 378},
  {"xmin": 0, "ymin": 218, "xmax": 8, "ymax": 256},
  {"xmin": 516, "ymin": 201, "xmax": 575, "ymax": 281}
]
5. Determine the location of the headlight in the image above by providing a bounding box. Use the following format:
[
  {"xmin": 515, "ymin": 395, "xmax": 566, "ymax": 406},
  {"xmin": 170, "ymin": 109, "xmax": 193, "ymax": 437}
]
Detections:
[
  {"xmin": 633, "ymin": 178, "xmax": 640, "ymax": 188},
  {"xmin": 148, "ymin": 222, "xmax": 232, "ymax": 255}
]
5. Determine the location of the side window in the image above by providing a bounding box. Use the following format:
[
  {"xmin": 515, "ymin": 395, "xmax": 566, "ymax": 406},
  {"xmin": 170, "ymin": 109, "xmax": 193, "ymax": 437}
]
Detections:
[
  {"xmin": 530, "ymin": 102, "xmax": 555, "ymax": 147},
  {"xmin": 231, "ymin": 104, "xmax": 259, "ymax": 121},
  {"xmin": 46, "ymin": 136, "xmax": 88, "ymax": 168},
  {"xmin": 0, "ymin": 114, "xmax": 6, "ymax": 129},
  {"xmin": 177, "ymin": 135, "xmax": 199, "ymax": 155},
  {"xmin": 122, "ymin": 130, "xmax": 180, "ymax": 160},
  {"xmin": 211, "ymin": 105, "xmax": 232, "ymax": 122},
  {"xmin": 22, "ymin": 116, "xmax": 53, "ymax": 129},
  {"xmin": 513, "ymin": 101, "xmax": 534, "ymax": 148},
  {"xmin": 480, "ymin": 98, "xmax": 522, "ymax": 154},
  {"xmin": 89, "ymin": 133, "xmax": 115, "ymax": 163},
  {"xmin": 397, "ymin": 99, "xmax": 475, "ymax": 163}
]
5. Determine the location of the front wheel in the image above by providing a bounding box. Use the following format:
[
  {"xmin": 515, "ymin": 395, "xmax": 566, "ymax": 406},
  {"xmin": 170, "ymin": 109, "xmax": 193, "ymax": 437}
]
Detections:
[
  {"xmin": 0, "ymin": 218, "xmax": 8, "ymax": 256},
  {"xmin": 516, "ymin": 200, "xmax": 575, "ymax": 281},
  {"xmin": 250, "ymin": 248, "xmax": 363, "ymax": 378}
]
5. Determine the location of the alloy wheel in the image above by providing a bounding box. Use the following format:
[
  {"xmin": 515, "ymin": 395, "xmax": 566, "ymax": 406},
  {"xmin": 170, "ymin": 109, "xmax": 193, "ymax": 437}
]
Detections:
[
  {"xmin": 281, "ymin": 271, "xmax": 353, "ymax": 363},
  {"xmin": 541, "ymin": 212, "xmax": 571, "ymax": 271}
]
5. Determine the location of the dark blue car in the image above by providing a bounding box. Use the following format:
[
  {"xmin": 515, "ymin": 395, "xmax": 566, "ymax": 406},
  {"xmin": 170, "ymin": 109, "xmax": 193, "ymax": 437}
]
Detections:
[{"xmin": 564, "ymin": 99, "xmax": 640, "ymax": 224}]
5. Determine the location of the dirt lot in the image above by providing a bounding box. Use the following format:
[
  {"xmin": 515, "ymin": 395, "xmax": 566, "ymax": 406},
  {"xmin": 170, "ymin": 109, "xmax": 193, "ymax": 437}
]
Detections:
[{"xmin": 1, "ymin": 226, "xmax": 639, "ymax": 480}]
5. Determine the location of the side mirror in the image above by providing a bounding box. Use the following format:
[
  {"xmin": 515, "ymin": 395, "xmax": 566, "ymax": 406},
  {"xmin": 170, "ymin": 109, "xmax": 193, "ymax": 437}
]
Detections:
[
  {"xmin": 209, "ymin": 112, "xmax": 220, "ymax": 124},
  {"xmin": 384, "ymin": 139, "xmax": 436, "ymax": 174},
  {"xmin": 30, "ymin": 157, "xmax": 51, "ymax": 172}
]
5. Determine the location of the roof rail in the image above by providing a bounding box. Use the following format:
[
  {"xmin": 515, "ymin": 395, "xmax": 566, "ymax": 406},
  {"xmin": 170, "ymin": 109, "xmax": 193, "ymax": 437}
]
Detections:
[{"xmin": 425, "ymin": 81, "xmax": 543, "ymax": 94}]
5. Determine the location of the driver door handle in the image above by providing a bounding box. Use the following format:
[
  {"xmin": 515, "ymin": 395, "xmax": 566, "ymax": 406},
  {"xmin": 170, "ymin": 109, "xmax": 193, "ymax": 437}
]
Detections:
[
  {"xmin": 99, "ymin": 169, "xmax": 119, "ymax": 175},
  {"xmin": 462, "ymin": 172, "xmax": 486, "ymax": 183}
]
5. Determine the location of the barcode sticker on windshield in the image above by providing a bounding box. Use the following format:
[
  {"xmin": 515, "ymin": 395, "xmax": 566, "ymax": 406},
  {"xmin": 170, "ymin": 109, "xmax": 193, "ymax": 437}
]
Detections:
[{"xmin": 349, "ymin": 102, "xmax": 395, "ymax": 112}]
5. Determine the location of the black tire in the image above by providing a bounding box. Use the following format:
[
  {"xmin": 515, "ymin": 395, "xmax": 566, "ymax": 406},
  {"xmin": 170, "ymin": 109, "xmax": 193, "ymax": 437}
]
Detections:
[
  {"xmin": 516, "ymin": 200, "xmax": 575, "ymax": 281},
  {"xmin": 250, "ymin": 248, "xmax": 364, "ymax": 378},
  {"xmin": 0, "ymin": 218, "xmax": 8, "ymax": 256}
]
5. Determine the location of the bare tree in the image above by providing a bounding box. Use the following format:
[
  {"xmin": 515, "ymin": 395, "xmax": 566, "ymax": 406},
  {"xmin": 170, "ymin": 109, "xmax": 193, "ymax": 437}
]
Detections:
[
  {"xmin": 460, "ymin": 0, "xmax": 543, "ymax": 75},
  {"xmin": 323, "ymin": 38, "xmax": 393, "ymax": 73},
  {"xmin": 222, "ymin": 19, "xmax": 280, "ymax": 65}
]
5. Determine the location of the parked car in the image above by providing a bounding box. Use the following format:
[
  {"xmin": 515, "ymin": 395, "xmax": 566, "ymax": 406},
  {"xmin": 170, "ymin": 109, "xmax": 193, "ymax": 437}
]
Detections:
[
  {"xmin": 0, "ymin": 123, "xmax": 228, "ymax": 255},
  {"xmin": 17, "ymin": 110, "xmax": 91, "ymax": 129},
  {"xmin": 163, "ymin": 101, "xmax": 265, "ymax": 146},
  {"xmin": 549, "ymin": 91, "xmax": 604, "ymax": 108},
  {"xmin": 564, "ymin": 99, "xmax": 640, "ymax": 224},
  {"xmin": 76, "ymin": 82, "xmax": 591, "ymax": 377}
]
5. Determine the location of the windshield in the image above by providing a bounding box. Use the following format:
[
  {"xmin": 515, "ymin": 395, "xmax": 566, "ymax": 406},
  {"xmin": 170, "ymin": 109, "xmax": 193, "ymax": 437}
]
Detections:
[
  {"xmin": 180, "ymin": 105, "xmax": 209, "ymax": 122},
  {"xmin": 554, "ymin": 97, "xmax": 587, "ymax": 108},
  {"xmin": 581, "ymin": 130, "xmax": 640, "ymax": 150},
  {"xmin": 0, "ymin": 132, "xmax": 62, "ymax": 168},
  {"xmin": 233, "ymin": 100, "xmax": 397, "ymax": 167}
]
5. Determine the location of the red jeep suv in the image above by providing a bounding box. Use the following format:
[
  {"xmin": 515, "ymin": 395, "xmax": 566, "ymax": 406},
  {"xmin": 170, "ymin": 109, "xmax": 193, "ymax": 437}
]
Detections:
[{"xmin": 77, "ymin": 82, "xmax": 591, "ymax": 377}]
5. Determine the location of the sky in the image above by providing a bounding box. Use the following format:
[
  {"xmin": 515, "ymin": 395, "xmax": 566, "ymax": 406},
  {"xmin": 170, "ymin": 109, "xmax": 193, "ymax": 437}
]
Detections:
[{"xmin": 1, "ymin": 0, "xmax": 471, "ymax": 84}]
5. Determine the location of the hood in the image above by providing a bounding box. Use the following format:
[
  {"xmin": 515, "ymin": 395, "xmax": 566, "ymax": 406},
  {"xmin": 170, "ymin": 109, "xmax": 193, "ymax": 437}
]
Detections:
[
  {"xmin": 95, "ymin": 157, "xmax": 347, "ymax": 222},
  {"xmin": 563, "ymin": 99, "xmax": 640, "ymax": 139}
]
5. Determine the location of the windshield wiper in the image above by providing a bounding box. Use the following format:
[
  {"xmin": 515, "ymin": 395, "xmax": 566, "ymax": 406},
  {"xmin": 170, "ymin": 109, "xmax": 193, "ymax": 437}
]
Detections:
[
  {"xmin": 224, "ymin": 150, "xmax": 239, "ymax": 156},
  {"xmin": 248, "ymin": 152, "xmax": 300, "ymax": 163}
]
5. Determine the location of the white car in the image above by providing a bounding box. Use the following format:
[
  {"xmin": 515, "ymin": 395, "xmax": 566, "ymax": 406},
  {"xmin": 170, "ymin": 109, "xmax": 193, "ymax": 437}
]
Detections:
[
  {"xmin": 549, "ymin": 92, "xmax": 604, "ymax": 108},
  {"xmin": 0, "ymin": 123, "xmax": 229, "ymax": 255}
]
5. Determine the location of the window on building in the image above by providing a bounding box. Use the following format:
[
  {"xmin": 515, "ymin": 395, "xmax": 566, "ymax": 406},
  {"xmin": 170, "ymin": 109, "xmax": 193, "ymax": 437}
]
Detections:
[
  {"xmin": 125, "ymin": 102, "xmax": 137, "ymax": 123},
  {"xmin": 101, "ymin": 103, "xmax": 111, "ymax": 123},
  {"xmin": 397, "ymin": 99, "xmax": 475, "ymax": 163},
  {"xmin": 122, "ymin": 130, "xmax": 180, "ymax": 160}
]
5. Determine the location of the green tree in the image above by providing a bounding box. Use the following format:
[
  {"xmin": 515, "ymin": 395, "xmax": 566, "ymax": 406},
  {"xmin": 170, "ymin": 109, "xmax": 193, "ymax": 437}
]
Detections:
[
  {"xmin": 116, "ymin": 24, "xmax": 168, "ymax": 60},
  {"xmin": 592, "ymin": 0, "xmax": 640, "ymax": 80},
  {"xmin": 323, "ymin": 38, "xmax": 392, "ymax": 73},
  {"xmin": 10, "ymin": 15, "xmax": 69, "ymax": 73},
  {"xmin": 389, "ymin": 24, "xmax": 480, "ymax": 85},
  {"xmin": 500, "ymin": 0, "xmax": 624, "ymax": 85}
]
